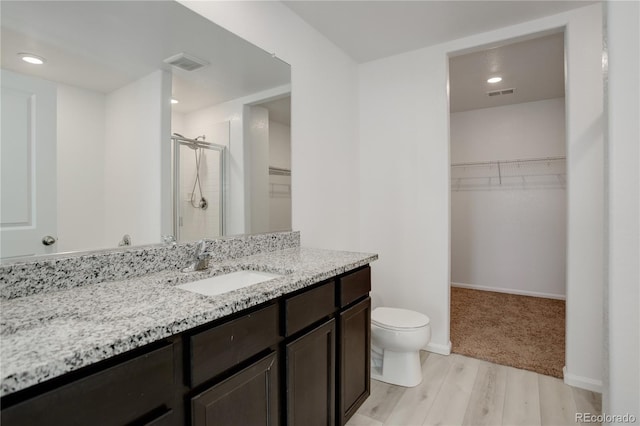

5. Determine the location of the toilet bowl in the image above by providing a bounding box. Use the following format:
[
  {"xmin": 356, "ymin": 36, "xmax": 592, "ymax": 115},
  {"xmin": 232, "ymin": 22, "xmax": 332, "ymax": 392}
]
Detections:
[{"xmin": 371, "ymin": 307, "xmax": 431, "ymax": 387}]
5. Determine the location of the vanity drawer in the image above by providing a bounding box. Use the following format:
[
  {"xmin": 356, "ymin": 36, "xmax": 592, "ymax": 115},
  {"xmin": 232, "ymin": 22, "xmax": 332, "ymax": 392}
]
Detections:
[
  {"xmin": 338, "ymin": 267, "xmax": 371, "ymax": 308},
  {"xmin": 144, "ymin": 408, "xmax": 174, "ymax": 426},
  {"xmin": 1, "ymin": 343, "xmax": 174, "ymax": 426},
  {"xmin": 285, "ymin": 280, "xmax": 336, "ymax": 336},
  {"xmin": 189, "ymin": 303, "xmax": 279, "ymax": 387}
]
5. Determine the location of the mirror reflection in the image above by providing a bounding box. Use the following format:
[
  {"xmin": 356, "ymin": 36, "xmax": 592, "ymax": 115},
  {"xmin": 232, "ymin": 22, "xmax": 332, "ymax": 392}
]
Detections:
[{"xmin": 0, "ymin": 1, "xmax": 292, "ymax": 259}]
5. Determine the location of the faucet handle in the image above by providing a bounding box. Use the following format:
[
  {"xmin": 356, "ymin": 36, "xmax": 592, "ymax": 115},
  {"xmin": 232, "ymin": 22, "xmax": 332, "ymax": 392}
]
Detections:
[
  {"xmin": 118, "ymin": 234, "xmax": 132, "ymax": 247},
  {"xmin": 162, "ymin": 235, "xmax": 176, "ymax": 245},
  {"xmin": 195, "ymin": 239, "xmax": 207, "ymax": 259},
  {"xmin": 181, "ymin": 240, "xmax": 210, "ymax": 273}
]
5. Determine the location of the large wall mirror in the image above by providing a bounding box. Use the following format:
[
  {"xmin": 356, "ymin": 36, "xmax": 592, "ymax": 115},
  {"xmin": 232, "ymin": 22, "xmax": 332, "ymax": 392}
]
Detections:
[{"xmin": 0, "ymin": 1, "xmax": 291, "ymax": 259}]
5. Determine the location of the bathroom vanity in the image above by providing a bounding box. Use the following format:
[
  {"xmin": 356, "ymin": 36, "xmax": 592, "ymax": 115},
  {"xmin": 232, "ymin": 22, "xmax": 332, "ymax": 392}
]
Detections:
[{"xmin": 0, "ymin": 234, "xmax": 376, "ymax": 426}]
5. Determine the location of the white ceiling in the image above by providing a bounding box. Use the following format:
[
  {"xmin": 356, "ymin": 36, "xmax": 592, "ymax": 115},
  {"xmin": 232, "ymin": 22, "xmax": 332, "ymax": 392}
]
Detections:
[
  {"xmin": 283, "ymin": 0, "xmax": 596, "ymax": 63},
  {"xmin": 2, "ymin": 1, "xmax": 584, "ymax": 115},
  {"xmin": 0, "ymin": 1, "xmax": 290, "ymax": 114},
  {"xmin": 449, "ymin": 32, "xmax": 565, "ymax": 112}
]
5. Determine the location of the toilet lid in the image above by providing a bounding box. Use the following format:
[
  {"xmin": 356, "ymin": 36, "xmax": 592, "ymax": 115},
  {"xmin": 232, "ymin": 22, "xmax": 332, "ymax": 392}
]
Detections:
[{"xmin": 371, "ymin": 307, "xmax": 430, "ymax": 330}]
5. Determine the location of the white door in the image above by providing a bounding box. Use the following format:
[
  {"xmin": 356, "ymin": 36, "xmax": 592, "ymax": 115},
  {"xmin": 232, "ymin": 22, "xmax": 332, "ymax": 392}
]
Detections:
[{"xmin": 1, "ymin": 69, "xmax": 57, "ymax": 258}]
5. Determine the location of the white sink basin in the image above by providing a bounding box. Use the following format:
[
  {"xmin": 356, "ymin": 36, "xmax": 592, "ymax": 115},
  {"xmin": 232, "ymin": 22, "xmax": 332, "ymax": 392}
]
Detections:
[{"xmin": 176, "ymin": 270, "xmax": 282, "ymax": 296}]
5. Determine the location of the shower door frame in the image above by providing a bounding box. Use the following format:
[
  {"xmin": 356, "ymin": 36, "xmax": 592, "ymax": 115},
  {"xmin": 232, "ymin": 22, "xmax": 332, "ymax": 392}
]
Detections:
[{"xmin": 171, "ymin": 135, "xmax": 227, "ymax": 241}]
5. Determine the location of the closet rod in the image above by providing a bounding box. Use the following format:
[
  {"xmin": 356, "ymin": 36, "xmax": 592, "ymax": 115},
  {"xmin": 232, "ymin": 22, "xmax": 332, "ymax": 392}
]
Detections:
[{"xmin": 451, "ymin": 155, "xmax": 565, "ymax": 167}]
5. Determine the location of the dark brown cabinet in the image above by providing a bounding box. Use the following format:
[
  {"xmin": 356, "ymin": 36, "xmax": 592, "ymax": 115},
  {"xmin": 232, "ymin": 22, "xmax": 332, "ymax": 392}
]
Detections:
[
  {"xmin": 191, "ymin": 352, "xmax": 279, "ymax": 426},
  {"xmin": 188, "ymin": 303, "xmax": 279, "ymax": 387},
  {"xmin": 144, "ymin": 408, "xmax": 175, "ymax": 425},
  {"xmin": 1, "ymin": 265, "xmax": 372, "ymax": 426},
  {"xmin": 187, "ymin": 303, "xmax": 280, "ymax": 426},
  {"xmin": 286, "ymin": 319, "xmax": 336, "ymax": 426},
  {"xmin": 284, "ymin": 280, "xmax": 335, "ymax": 336},
  {"xmin": 284, "ymin": 266, "xmax": 371, "ymax": 426},
  {"xmin": 338, "ymin": 298, "xmax": 371, "ymax": 425},
  {"xmin": 338, "ymin": 267, "xmax": 371, "ymax": 308},
  {"xmin": 1, "ymin": 343, "xmax": 175, "ymax": 426}
]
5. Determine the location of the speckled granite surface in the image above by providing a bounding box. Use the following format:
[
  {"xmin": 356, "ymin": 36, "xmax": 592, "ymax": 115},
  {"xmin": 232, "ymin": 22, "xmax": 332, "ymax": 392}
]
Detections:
[
  {"xmin": 0, "ymin": 231, "xmax": 300, "ymax": 300},
  {"xmin": 0, "ymin": 247, "xmax": 377, "ymax": 397}
]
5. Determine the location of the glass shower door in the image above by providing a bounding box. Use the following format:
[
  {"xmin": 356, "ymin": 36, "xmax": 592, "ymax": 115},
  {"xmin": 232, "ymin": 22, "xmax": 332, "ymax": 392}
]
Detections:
[{"xmin": 172, "ymin": 123, "xmax": 228, "ymax": 242}]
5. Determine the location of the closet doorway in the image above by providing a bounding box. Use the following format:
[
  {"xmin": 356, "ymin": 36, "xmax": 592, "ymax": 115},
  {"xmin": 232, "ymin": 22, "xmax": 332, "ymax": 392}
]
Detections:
[{"xmin": 448, "ymin": 32, "xmax": 567, "ymax": 378}]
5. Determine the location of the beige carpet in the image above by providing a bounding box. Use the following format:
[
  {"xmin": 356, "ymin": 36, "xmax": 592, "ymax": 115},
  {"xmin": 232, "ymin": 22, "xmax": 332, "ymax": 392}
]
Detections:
[{"xmin": 450, "ymin": 287, "xmax": 565, "ymax": 378}]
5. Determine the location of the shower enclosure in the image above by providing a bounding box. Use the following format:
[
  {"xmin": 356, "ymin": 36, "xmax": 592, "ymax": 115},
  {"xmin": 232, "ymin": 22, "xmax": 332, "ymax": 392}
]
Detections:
[{"xmin": 171, "ymin": 129, "xmax": 227, "ymax": 242}]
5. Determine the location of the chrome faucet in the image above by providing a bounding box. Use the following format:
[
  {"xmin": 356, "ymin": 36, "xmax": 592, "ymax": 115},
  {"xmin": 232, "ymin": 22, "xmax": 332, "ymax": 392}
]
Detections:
[
  {"xmin": 162, "ymin": 235, "xmax": 177, "ymax": 246},
  {"xmin": 118, "ymin": 234, "xmax": 132, "ymax": 247},
  {"xmin": 182, "ymin": 239, "xmax": 210, "ymax": 272}
]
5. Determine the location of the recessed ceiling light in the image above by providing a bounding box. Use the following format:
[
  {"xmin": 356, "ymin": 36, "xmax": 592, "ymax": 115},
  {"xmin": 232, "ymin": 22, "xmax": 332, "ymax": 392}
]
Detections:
[
  {"xmin": 487, "ymin": 77, "xmax": 502, "ymax": 84},
  {"xmin": 19, "ymin": 53, "xmax": 45, "ymax": 65},
  {"xmin": 171, "ymin": 99, "xmax": 179, "ymax": 104}
]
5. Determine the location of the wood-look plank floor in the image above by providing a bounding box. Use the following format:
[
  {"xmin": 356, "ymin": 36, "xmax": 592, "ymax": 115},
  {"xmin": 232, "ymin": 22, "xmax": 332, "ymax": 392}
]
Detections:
[{"xmin": 347, "ymin": 352, "xmax": 601, "ymax": 426}]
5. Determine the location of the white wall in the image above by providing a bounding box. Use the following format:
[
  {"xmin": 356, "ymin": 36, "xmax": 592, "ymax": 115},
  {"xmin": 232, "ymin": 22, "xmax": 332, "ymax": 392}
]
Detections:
[
  {"xmin": 181, "ymin": 99, "xmax": 292, "ymax": 236},
  {"xmin": 179, "ymin": 85, "xmax": 288, "ymax": 236},
  {"xmin": 180, "ymin": 1, "xmax": 360, "ymax": 251},
  {"xmin": 246, "ymin": 105, "xmax": 270, "ymax": 233},
  {"xmin": 359, "ymin": 4, "xmax": 604, "ymax": 390},
  {"xmin": 172, "ymin": 111, "xmax": 185, "ymax": 136},
  {"xmin": 359, "ymin": 44, "xmax": 452, "ymax": 355},
  {"xmin": 104, "ymin": 70, "xmax": 171, "ymax": 247},
  {"xmin": 269, "ymin": 120, "xmax": 292, "ymax": 232},
  {"xmin": 269, "ymin": 120, "xmax": 291, "ymax": 170},
  {"xmin": 182, "ymin": 0, "xmax": 606, "ymax": 392},
  {"xmin": 451, "ymin": 98, "xmax": 567, "ymax": 298},
  {"xmin": 181, "ymin": 98, "xmax": 245, "ymax": 236},
  {"xmin": 605, "ymin": 0, "xmax": 639, "ymax": 419},
  {"xmin": 57, "ymin": 84, "xmax": 107, "ymax": 252},
  {"xmin": 451, "ymin": 98, "xmax": 566, "ymax": 162},
  {"xmin": 563, "ymin": 4, "xmax": 604, "ymax": 393}
]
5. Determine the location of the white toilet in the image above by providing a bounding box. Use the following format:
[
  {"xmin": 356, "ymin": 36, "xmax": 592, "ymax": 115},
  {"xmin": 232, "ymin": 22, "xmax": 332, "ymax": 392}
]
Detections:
[{"xmin": 371, "ymin": 307, "xmax": 431, "ymax": 387}]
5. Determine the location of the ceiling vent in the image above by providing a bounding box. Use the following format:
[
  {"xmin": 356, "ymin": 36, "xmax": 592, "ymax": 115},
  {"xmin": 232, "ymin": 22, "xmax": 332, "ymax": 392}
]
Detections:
[
  {"xmin": 163, "ymin": 53, "xmax": 209, "ymax": 71},
  {"xmin": 487, "ymin": 88, "xmax": 516, "ymax": 97}
]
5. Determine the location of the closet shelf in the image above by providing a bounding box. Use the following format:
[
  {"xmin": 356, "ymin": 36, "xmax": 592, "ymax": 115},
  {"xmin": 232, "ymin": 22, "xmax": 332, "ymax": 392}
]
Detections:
[
  {"xmin": 451, "ymin": 156, "xmax": 566, "ymax": 190},
  {"xmin": 269, "ymin": 166, "xmax": 291, "ymax": 176},
  {"xmin": 269, "ymin": 182, "xmax": 291, "ymax": 198}
]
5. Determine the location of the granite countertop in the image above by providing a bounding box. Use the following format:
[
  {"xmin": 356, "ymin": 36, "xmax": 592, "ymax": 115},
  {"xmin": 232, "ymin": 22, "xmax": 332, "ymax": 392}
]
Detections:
[{"xmin": 0, "ymin": 247, "xmax": 377, "ymax": 397}]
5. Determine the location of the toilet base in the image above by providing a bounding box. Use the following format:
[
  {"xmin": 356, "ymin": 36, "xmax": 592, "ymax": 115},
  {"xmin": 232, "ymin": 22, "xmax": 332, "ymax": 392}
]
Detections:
[{"xmin": 371, "ymin": 349, "xmax": 422, "ymax": 387}]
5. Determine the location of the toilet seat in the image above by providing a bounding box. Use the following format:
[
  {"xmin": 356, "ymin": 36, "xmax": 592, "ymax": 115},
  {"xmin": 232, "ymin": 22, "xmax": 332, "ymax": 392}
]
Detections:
[{"xmin": 371, "ymin": 307, "xmax": 430, "ymax": 331}]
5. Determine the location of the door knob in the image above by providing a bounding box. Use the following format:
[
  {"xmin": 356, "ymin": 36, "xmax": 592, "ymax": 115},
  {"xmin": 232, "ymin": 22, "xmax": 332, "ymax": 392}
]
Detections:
[{"xmin": 42, "ymin": 235, "xmax": 57, "ymax": 246}]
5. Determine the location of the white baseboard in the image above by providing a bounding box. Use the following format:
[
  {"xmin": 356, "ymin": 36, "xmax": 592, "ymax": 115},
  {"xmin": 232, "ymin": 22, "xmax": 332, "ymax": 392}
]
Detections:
[
  {"xmin": 451, "ymin": 282, "xmax": 566, "ymax": 300},
  {"xmin": 424, "ymin": 341, "xmax": 452, "ymax": 355},
  {"xmin": 563, "ymin": 367, "xmax": 603, "ymax": 393}
]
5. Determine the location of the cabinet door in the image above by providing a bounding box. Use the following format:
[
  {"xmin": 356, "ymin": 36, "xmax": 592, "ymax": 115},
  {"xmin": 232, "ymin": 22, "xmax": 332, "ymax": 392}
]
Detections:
[
  {"xmin": 1, "ymin": 344, "xmax": 174, "ymax": 426},
  {"xmin": 191, "ymin": 352, "xmax": 278, "ymax": 426},
  {"xmin": 339, "ymin": 297, "xmax": 371, "ymax": 425},
  {"xmin": 286, "ymin": 319, "xmax": 336, "ymax": 426}
]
